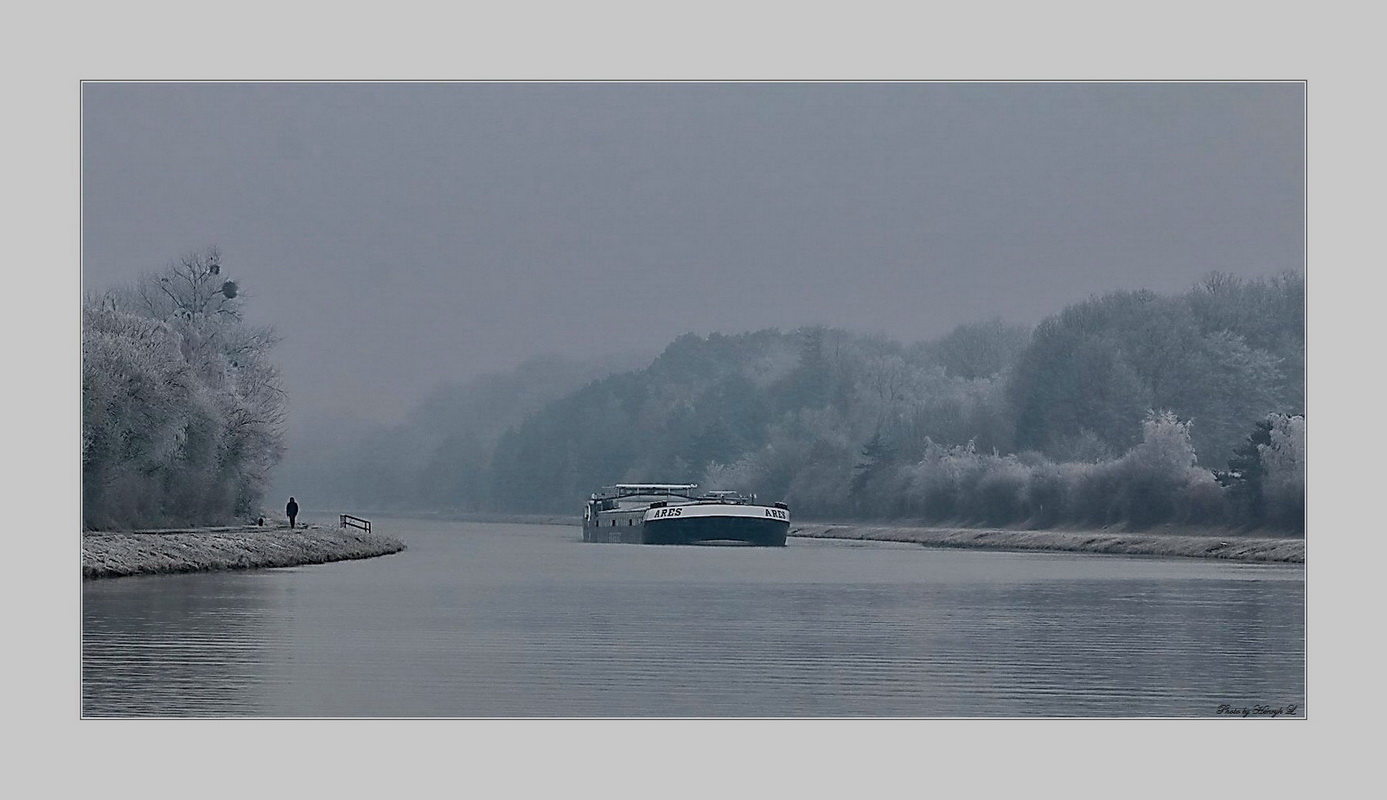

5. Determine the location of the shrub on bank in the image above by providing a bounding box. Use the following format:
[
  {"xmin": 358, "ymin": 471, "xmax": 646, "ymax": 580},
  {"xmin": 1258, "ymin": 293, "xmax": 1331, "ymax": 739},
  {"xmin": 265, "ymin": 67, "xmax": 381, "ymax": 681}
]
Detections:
[
  {"xmin": 1260, "ymin": 413, "xmax": 1306, "ymax": 531},
  {"xmin": 884, "ymin": 411, "xmax": 1234, "ymax": 530},
  {"xmin": 1106, "ymin": 411, "xmax": 1206, "ymax": 528},
  {"xmin": 685, "ymin": 408, "xmax": 1297, "ymax": 536},
  {"xmin": 1023, "ymin": 461, "xmax": 1075, "ymax": 528},
  {"xmin": 967, "ymin": 454, "xmax": 1029, "ymax": 525}
]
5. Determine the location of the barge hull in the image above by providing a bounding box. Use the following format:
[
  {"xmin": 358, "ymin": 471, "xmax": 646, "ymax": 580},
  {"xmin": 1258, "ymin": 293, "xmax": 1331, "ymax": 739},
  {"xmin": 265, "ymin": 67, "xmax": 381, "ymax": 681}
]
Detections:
[{"xmin": 640, "ymin": 516, "xmax": 788, "ymax": 547}]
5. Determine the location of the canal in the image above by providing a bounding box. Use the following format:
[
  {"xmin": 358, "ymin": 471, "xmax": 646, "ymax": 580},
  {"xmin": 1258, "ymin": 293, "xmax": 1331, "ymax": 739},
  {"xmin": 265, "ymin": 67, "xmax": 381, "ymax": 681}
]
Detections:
[{"xmin": 82, "ymin": 517, "xmax": 1305, "ymax": 717}]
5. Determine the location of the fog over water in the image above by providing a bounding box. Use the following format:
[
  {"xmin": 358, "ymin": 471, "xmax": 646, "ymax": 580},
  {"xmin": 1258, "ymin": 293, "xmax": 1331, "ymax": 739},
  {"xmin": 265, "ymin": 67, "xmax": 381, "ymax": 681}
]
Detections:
[{"xmin": 81, "ymin": 82, "xmax": 1304, "ymax": 432}]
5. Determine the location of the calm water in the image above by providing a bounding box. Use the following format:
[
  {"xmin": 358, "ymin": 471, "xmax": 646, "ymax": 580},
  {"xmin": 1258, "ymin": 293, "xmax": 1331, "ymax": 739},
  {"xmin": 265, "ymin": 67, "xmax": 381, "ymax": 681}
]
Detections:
[{"xmin": 82, "ymin": 517, "xmax": 1305, "ymax": 717}]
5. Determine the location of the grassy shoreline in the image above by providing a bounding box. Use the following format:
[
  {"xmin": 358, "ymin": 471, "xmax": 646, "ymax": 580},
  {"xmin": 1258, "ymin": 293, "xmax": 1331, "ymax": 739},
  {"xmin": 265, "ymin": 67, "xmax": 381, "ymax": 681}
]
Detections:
[
  {"xmin": 380, "ymin": 511, "xmax": 1305, "ymax": 563},
  {"xmin": 419, "ymin": 510, "xmax": 1304, "ymax": 564},
  {"xmin": 92, "ymin": 513, "xmax": 1301, "ymax": 570},
  {"xmin": 82, "ymin": 523, "xmax": 407, "ymax": 579},
  {"xmin": 789, "ymin": 523, "xmax": 1304, "ymax": 563}
]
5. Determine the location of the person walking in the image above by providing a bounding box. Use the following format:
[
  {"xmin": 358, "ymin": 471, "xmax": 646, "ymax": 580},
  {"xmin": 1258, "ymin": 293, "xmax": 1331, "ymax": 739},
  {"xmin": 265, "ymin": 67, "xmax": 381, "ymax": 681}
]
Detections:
[{"xmin": 286, "ymin": 497, "xmax": 299, "ymax": 529}]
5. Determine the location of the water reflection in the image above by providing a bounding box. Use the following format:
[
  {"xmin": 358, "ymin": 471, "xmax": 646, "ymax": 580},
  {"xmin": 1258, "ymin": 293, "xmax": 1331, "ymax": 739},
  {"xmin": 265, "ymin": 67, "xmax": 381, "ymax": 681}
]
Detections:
[
  {"xmin": 82, "ymin": 572, "xmax": 289, "ymax": 716},
  {"xmin": 82, "ymin": 521, "xmax": 1304, "ymax": 717}
]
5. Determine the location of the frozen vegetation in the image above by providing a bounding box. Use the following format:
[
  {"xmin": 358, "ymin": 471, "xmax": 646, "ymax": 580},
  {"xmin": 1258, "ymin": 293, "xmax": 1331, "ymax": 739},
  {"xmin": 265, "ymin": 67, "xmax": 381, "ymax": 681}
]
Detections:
[
  {"xmin": 294, "ymin": 273, "xmax": 1304, "ymax": 536},
  {"xmin": 82, "ymin": 523, "xmax": 406, "ymax": 579},
  {"xmin": 83, "ymin": 249, "xmax": 286, "ymax": 530},
  {"xmin": 82, "ymin": 252, "xmax": 1303, "ymax": 542},
  {"xmin": 789, "ymin": 524, "xmax": 1303, "ymax": 563}
]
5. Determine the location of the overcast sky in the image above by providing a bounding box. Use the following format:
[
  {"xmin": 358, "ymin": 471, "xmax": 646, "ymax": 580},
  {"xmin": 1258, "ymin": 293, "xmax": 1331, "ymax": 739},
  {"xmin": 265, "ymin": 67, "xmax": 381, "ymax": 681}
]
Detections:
[{"xmin": 81, "ymin": 82, "xmax": 1304, "ymax": 427}]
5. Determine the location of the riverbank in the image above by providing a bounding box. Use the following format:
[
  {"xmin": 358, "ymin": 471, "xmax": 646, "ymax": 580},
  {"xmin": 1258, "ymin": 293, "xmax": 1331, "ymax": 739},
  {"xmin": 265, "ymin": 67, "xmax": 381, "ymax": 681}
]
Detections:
[
  {"xmin": 426, "ymin": 511, "xmax": 1305, "ymax": 564},
  {"xmin": 789, "ymin": 523, "xmax": 1304, "ymax": 563},
  {"xmin": 82, "ymin": 523, "xmax": 407, "ymax": 579}
]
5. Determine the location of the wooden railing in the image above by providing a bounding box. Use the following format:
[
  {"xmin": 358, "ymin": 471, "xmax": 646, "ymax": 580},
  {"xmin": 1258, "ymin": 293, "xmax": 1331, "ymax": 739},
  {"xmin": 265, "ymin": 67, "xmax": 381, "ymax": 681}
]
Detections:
[{"xmin": 340, "ymin": 514, "xmax": 371, "ymax": 534}]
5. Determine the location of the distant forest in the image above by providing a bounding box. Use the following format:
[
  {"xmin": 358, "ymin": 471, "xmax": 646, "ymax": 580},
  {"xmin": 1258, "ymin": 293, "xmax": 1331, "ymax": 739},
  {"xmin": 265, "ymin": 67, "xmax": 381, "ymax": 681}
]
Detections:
[{"xmin": 289, "ymin": 272, "xmax": 1304, "ymax": 532}]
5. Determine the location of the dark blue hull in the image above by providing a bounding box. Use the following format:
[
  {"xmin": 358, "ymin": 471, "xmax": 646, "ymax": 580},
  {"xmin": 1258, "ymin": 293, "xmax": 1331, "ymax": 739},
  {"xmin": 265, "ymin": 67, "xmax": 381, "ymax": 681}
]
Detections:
[{"xmin": 638, "ymin": 515, "xmax": 787, "ymax": 546}]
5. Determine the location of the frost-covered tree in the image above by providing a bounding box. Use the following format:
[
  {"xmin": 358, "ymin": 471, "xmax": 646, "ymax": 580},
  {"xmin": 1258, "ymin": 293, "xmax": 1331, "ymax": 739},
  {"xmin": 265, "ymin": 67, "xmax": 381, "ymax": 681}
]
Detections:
[
  {"xmin": 925, "ymin": 318, "xmax": 1030, "ymax": 380},
  {"xmin": 1260, "ymin": 413, "xmax": 1305, "ymax": 532},
  {"xmin": 1105, "ymin": 410, "xmax": 1210, "ymax": 527},
  {"xmin": 82, "ymin": 249, "xmax": 286, "ymax": 529},
  {"xmin": 82, "ymin": 304, "xmax": 199, "ymax": 527},
  {"xmin": 1008, "ymin": 275, "xmax": 1302, "ymax": 467}
]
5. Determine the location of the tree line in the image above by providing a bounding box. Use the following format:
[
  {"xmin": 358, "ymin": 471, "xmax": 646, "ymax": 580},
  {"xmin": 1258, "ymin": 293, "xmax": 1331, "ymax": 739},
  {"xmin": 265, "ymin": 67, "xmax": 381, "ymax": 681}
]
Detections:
[
  {"xmin": 82, "ymin": 249, "xmax": 287, "ymax": 529},
  {"xmin": 299, "ymin": 271, "xmax": 1303, "ymax": 533}
]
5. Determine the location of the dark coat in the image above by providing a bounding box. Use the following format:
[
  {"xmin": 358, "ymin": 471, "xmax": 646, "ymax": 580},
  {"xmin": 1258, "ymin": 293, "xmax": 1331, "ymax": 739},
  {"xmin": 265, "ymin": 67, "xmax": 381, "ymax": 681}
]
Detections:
[{"xmin": 286, "ymin": 500, "xmax": 299, "ymax": 517}]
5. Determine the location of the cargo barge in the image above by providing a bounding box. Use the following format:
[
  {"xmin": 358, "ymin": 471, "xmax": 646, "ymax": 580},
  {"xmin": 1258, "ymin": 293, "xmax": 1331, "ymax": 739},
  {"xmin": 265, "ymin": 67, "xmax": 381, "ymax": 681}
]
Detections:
[{"xmin": 582, "ymin": 484, "xmax": 788, "ymax": 546}]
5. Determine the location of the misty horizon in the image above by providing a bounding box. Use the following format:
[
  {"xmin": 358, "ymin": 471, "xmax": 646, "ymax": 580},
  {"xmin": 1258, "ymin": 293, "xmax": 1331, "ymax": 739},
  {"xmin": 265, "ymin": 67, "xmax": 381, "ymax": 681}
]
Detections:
[{"xmin": 82, "ymin": 81, "xmax": 1304, "ymax": 431}]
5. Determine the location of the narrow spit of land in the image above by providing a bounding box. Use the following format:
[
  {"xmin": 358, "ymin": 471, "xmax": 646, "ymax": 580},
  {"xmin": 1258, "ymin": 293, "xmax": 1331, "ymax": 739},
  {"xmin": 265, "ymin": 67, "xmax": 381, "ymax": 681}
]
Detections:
[
  {"xmin": 82, "ymin": 523, "xmax": 407, "ymax": 579},
  {"xmin": 789, "ymin": 523, "xmax": 1304, "ymax": 563}
]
